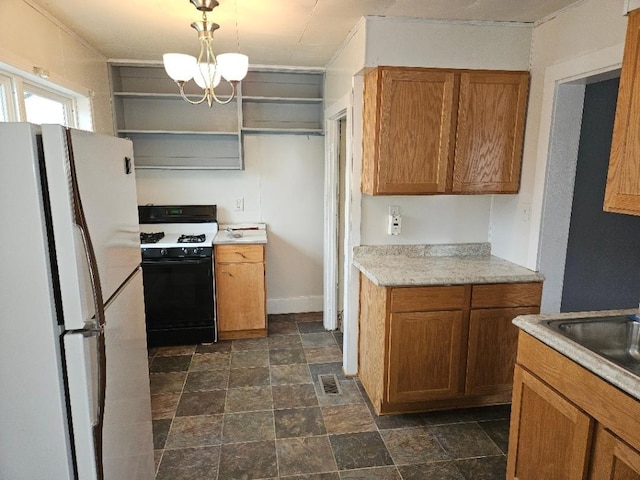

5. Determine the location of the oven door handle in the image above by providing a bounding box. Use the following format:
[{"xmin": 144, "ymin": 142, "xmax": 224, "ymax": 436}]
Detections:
[{"xmin": 142, "ymin": 258, "xmax": 211, "ymax": 266}]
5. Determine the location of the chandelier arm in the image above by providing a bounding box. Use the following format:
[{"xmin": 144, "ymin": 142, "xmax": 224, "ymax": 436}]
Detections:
[
  {"xmin": 177, "ymin": 81, "xmax": 208, "ymax": 105},
  {"xmin": 208, "ymin": 79, "xmax": 236, "ymax": 105}
]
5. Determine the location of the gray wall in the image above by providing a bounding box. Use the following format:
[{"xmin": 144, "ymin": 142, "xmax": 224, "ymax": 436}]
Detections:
[{"xmin": 561, "ymin": 77, "xmax": 640, "ymax": 312}]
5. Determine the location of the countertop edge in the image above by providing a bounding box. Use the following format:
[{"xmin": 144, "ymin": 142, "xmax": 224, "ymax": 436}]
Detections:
[
  {"xmin": 353, "ymin": 255, "xmax": 543, "ymax": 287},
  {"xmin": 514, "ymin": 310, "xmax": 640, "ymax": 402},
  {"xmin": 213, "ymin": 237, "xmax": 268, "ymax": 245}
]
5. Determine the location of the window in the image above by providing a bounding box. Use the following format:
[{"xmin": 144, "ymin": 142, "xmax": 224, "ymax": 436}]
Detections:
[
  {"xmin": 0, "ymin": 67, "xmax": 83, "ymax": 128},
  {"xmin": 23, "ymin": 84, "xmax": 74, "ymax": 126}
]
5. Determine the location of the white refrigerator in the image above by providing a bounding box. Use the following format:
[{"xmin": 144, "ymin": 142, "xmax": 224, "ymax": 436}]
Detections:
[{"xmin": 0, "ymin": 123, "xmax": 155, "ymax": 479}]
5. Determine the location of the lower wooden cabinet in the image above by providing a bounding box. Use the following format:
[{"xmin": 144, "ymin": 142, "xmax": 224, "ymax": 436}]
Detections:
[
  {"xmin": 465, "ymin": 307, "xmax": 538, "ymax": 396},
  {"xmin": 215, "ymin": 244, "xmax": 267, "ymax": 339},
  {"xmin": 358, "ymin": 275, "xmax": 542, "ymax": 414},
  {"xmin": 507, "ymin": 332, "xmax": 640, "ymax": 480},
  {"xmin": 388, "ymin": 310, "xmax": 466, "ymax": 402},
  {"xmin": 508, "ymin": 365, "xmax": 593, "ymax": 480},
  {"xmin": 591, "ymin": 426, "xmax": 640, "ymax": 480}
]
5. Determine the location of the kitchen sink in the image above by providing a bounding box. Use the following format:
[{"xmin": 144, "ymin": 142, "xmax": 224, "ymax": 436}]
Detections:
[{"xmin": 546, "ymin": 315, "xmax": 640, "ymax": 375}]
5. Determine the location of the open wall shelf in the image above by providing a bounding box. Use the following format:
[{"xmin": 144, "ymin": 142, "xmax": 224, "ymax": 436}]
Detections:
[{"xmin": 109, "ymin": 63, "xmax": 324, "ymax": 170}]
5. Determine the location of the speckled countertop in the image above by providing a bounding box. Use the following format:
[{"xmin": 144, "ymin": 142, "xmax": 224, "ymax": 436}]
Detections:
[
  {"xmin": 353, "ymin": 243, "xmax": 543, "ymax": 286},
  {"xmin": 514, "ymin": 310, "xmax": 640, "ymax": 401},
  {"xmin": 213, "ymin": 223, "xmax": 268, "ymax": 245}
]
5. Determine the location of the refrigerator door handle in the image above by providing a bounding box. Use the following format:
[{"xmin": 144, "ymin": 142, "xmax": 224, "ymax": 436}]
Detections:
[{"xmin": 66, "ymin": 129, "xmax": 107, "ymax": 480}]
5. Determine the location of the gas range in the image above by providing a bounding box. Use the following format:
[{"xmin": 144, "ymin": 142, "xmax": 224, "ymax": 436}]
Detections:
[{"xmin": 137, "ymin": 205, "xmax": 218, "ymax": 347}]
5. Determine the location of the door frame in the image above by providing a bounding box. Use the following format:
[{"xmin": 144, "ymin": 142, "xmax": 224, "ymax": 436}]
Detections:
[
  {"xmin": 536, "ymin": 44, "xmax": 622, "ymax": 312},
  {"xmin": 323, "ymin": 79, "xmax": 364, "ymax": 375},
  {"xmin": 323, "ymin": 99, "xmax": 346, "ymax": 332}
]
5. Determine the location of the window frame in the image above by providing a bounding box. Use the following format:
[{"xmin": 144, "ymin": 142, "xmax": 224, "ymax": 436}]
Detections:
[{"xmin": 0, "ymin": 73, "xmax": 17, "ymax": 122}]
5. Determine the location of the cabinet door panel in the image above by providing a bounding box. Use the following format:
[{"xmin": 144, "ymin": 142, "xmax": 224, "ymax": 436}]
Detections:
[
  {"xmin": 507, "ymin": 366, "xmax": 593, "ymax": 480},
  {"xmin": 453, "ymin": 71, "xmax": 529, "ymax": 193},
  {"xmin": 216, "ymin": 262, "xmax": 266, "ymax": 332},
  {"xmin": 604, "ymin": 9, "xmax": 640, "ymax": 215},
  {"xmin": 374, "ymin": 68, "xmax": 457, "ymax": 194},
  {"xmin": 466, "ymin": 307, "xmax": 538, "ymax": 396},
  {"xmin": 388, "ymin": 310, "xmax": 465, "ymax": 403},
  {"xmin": 590, "ymin": 425, "xmax": 640, "ymax": 480}
]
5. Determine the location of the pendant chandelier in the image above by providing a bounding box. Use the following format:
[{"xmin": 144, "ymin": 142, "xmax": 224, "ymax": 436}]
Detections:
[{"xmin": 163, "ymin": 0, "xmax": 249, "ymax": 107}]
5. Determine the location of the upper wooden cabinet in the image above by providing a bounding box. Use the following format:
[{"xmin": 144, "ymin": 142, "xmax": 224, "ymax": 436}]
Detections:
[
  {"xmin": 453, "ymin": 71, "xmax": 529, "ymax": 193},
  {"xmin": 361, "ymin": 66, "xmax": 529, "ymax": 195},
  {"xmin": 362, "ymin": 68, "xmax": 457, "ymax": 194},
  {"xmin": 604, "ymin": 9, "xmax": 640, "ymax": 215}
]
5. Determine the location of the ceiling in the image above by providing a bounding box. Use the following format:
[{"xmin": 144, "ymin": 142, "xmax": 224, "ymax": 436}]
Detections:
[{"xmin": 30, "ymin": 0, "xmax": 582, "ymax": 67}]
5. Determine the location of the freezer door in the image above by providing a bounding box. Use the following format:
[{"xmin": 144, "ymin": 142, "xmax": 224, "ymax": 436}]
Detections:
[{"xmin": 41, "ymin": 125, "xmax": 141, "ymax": 319}]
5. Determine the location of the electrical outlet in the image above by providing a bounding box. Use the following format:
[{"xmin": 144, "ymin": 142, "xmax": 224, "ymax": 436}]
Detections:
[
  {"xmin": 234, "ymin": 198, "xmax": 244, "ymax": 211},
  {"xmin": 388, "ymin": 213, "xmax": 402, "ymax": 235}
]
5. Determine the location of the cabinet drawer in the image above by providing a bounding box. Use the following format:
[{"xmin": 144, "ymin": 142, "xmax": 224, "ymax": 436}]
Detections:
[
  {"xmin": 216, "ymin": 244, "xmax": 264, "ymax": 263},
  {"xmin": 471, "ymin": 282, "xmax": 542, "ymax": 308},
  {"xmin": 390, "ymin": 285, "xmax": 468, "ymax": 313}
]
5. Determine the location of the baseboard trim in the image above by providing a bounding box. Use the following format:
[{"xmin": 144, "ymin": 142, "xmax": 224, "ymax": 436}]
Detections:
[{"xmin": 267, "ymin": 295, "xmax": 323, "ymax": 314}]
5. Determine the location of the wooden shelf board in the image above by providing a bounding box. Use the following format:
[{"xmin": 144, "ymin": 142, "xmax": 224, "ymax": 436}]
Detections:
[
  {"xmin": 241, "ymin": 96, "xmax": 323, "ymax": 104},
  {"xmin": 118, "ymin": 129, "xmax": 239, "ymax": 136},
  {"xmin": 135, "ymin": 165, "xmax": 243, "ymax": 170},
  {"xmin": 242, "ymin": 127, "xmax": 324, "ymax": 135},
  {"xmin": 114, "ymin": 91, "xmax": 237, "ymax": 102}
]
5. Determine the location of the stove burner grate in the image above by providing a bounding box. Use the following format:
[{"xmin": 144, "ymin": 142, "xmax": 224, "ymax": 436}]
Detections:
[
  {"xmin": 140, "ymin": 232, "xmax": 165, "ymax": 244},
  {"xmin": 177, "ymin": 234, "xmax": 206, "ymax": 244}
]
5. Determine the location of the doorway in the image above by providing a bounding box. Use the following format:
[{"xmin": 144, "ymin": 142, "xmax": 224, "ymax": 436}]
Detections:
[
  {"xmin": 537, "ymin": 62, "xmax": 640, "ymax": 313},
  {"xmin": 560, "ymin": 77, "xmax": 640, "ymax": 311}
]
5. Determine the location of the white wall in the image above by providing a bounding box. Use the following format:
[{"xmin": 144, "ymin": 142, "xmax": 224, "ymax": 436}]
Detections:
[
  {"xmin": 135, "ymin": 134, "xmax": 325, "ymax": 314},
  {"xmin": 0, "ymin": 0, "xmax": 113, "ymax": 134},
  {"xmin": 361, "ymin": 195, "xmax": 491, "ymax": 245},
  {"xmin": 325, "ymin": 18, "xmax": 367, "ymax": 107},
  {"xmin": 490, "ymin": 0, "xmax": 628, "ymax": 271},
  {"xmin": 365, "ymin": 16, "xmax": 532, "ymax": 70}
]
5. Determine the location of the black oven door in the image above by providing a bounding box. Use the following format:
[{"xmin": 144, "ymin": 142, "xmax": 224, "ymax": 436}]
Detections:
[{"xmin": 141, "ymin": 257, "xmax": 215, "ymax": 343}]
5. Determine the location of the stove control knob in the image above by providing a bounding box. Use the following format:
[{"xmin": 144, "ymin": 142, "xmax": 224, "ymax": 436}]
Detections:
[
  {"xmin": 160, "ymin": 248, "xmax": 168, "ymax": 256},
  {"xmin": 182, "ymin": 247, "xmax": 189, "ymax": 256},
  {"xmin": 193, "ymin": 247, "xmax": 201, "ymax": 255}
]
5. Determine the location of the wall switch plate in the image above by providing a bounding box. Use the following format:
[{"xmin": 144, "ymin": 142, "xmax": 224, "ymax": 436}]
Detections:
[{"xmin": 235, "ymin": 198, "xmax": 244, "ymax": 211}]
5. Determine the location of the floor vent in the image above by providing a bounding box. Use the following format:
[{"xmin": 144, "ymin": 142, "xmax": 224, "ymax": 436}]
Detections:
[{"xmin": 319, "ymin": 374, "xmax": 341, "ymax": 395}]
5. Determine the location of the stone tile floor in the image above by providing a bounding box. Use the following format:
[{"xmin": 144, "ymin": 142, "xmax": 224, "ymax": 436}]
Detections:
[{"xmin": 149, "ymin": 312, "xmax": 510, "ymax": 479}]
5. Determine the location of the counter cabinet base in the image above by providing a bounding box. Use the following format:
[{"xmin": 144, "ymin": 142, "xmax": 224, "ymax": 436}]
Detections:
[
  {"xmin": 357, "ymin": 273, "xmax": 542, "ymax": 417},
  {"xmin": 507, "ymin": 332, "xmax": 640, "ymax": 480},
  {"xmin": 218, "ymin": 328, "xmax": 268, "ymax": 341},
  {"xmin": 362, "ymin": 385, "xmax": 512, "ymax": 416}
]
